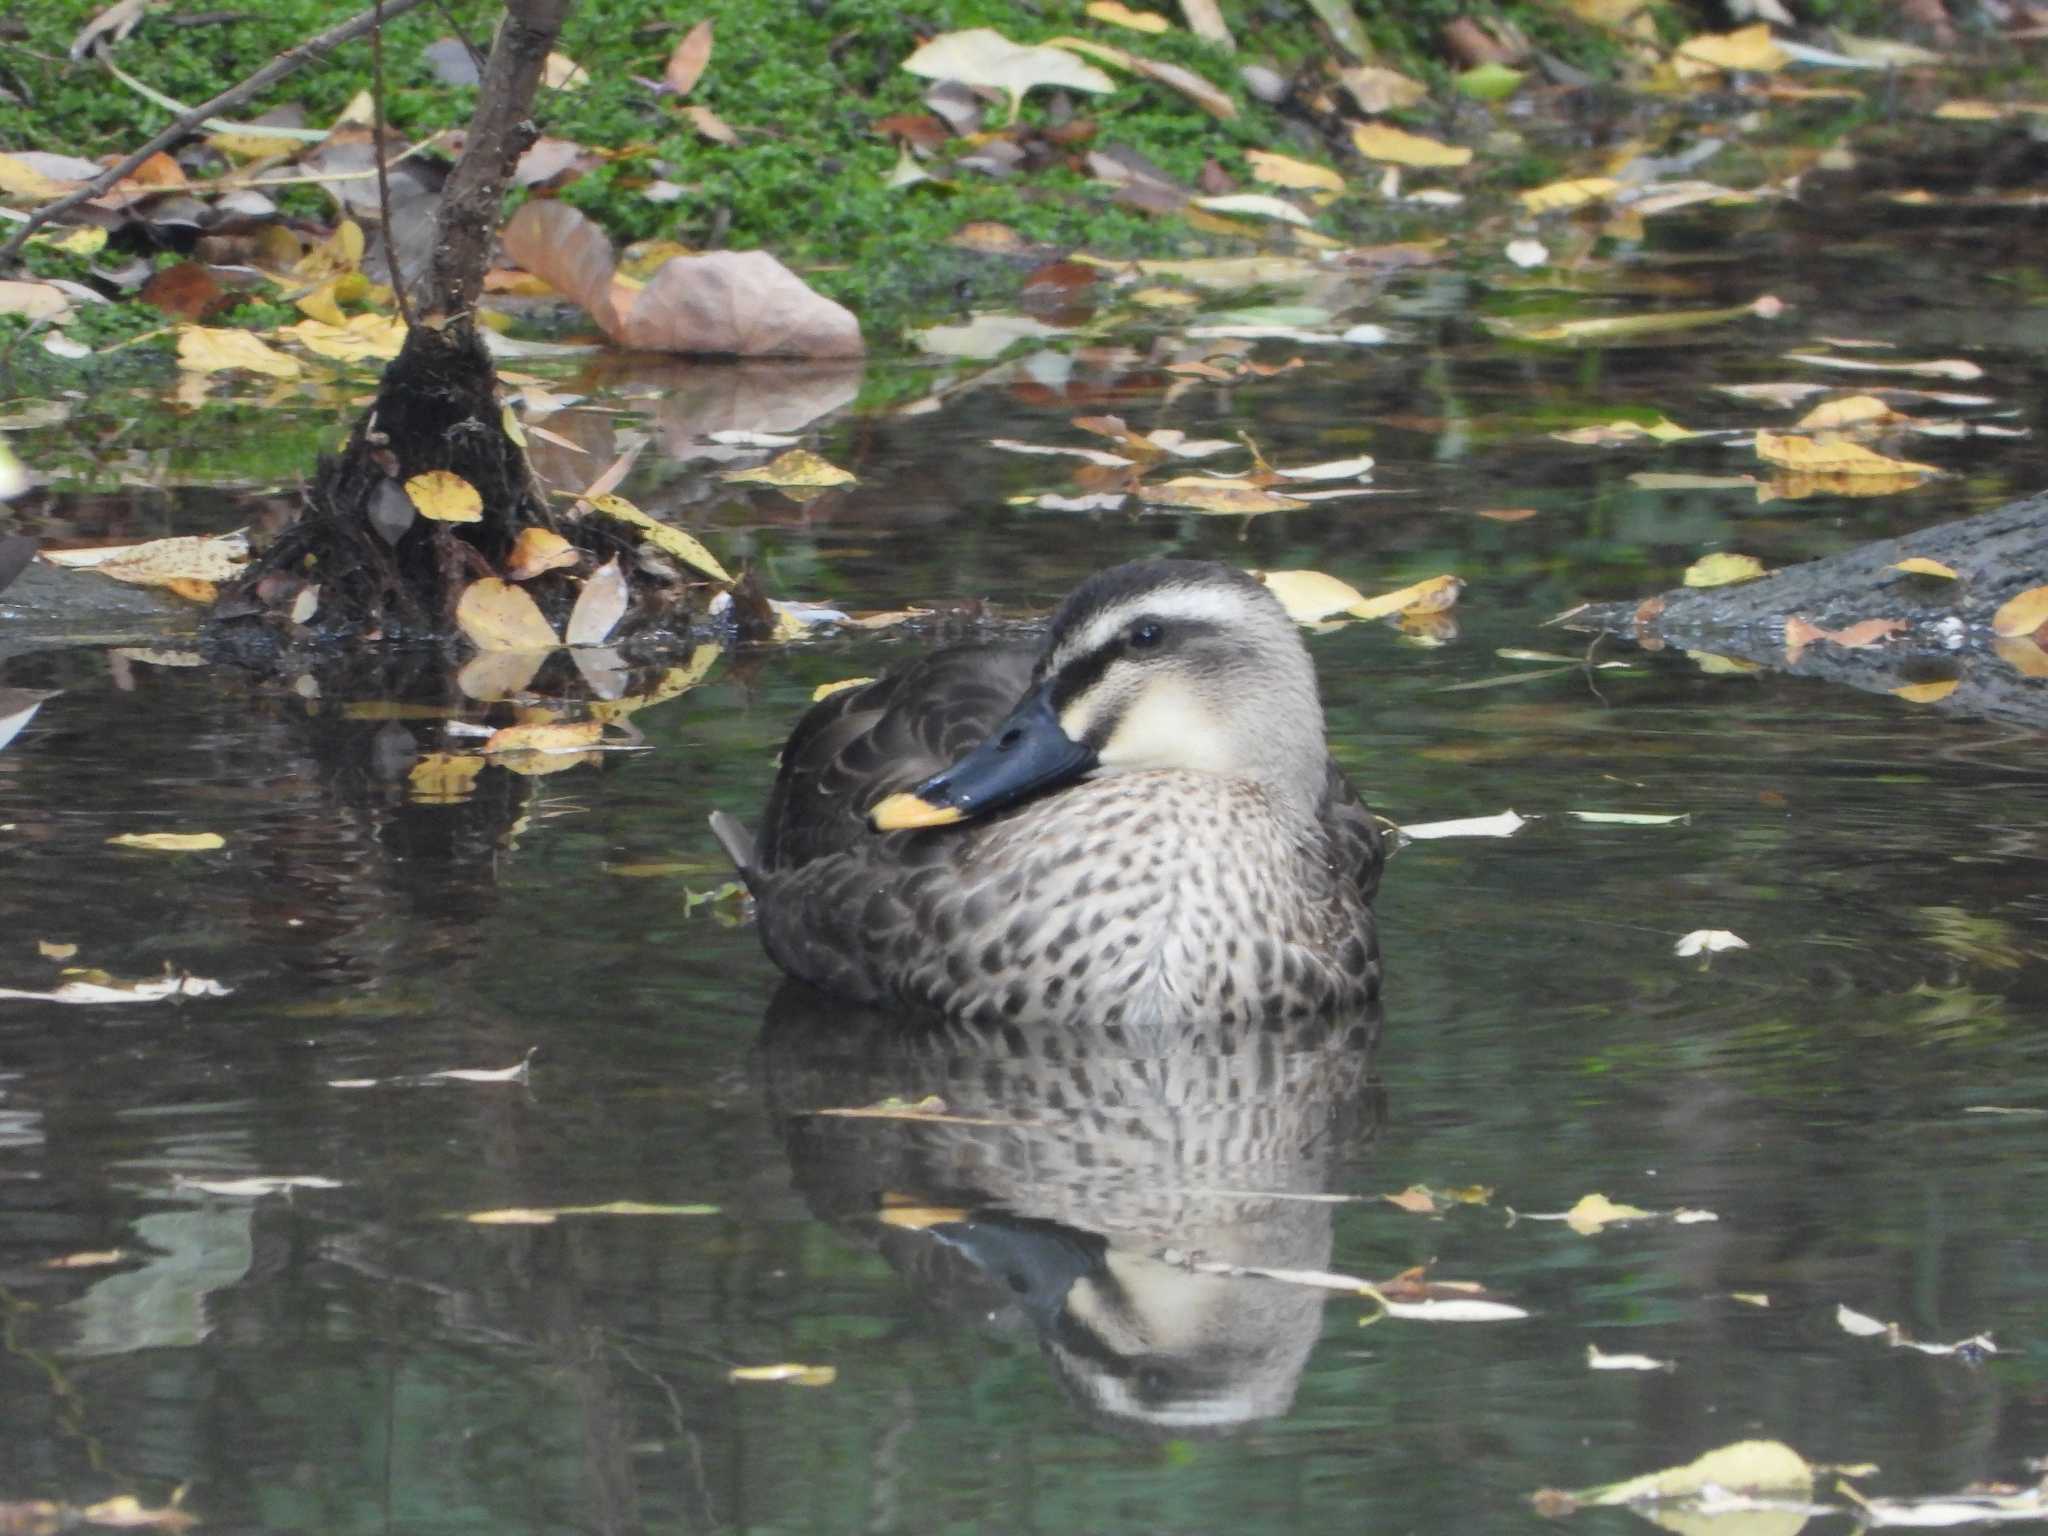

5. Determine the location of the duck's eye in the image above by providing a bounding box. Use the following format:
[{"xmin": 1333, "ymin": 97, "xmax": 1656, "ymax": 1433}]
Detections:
[{"xmin": 1128, "ymin": 621, "xmax": 1164, "ymax": 651}]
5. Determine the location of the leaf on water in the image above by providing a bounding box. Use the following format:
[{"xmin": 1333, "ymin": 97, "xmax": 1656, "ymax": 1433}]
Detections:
[
  {"xmin": 1497, "ymin": 300, "xmax": 1775, "ymax": 344},
  {"xmin": 1754, "ymin": 430, "xmax": 1939, "ymax": 477},
  {"xmin": 1730, "ymin": 1292, "xmax": 1771, "ymax": 1307},
  {"xmin": 1783, "ymin": 615, "xmax": 1907, "ymax": 665},
  {"xmin": 1478, "ymin": 507, "xmax": 1539, "ymax": 521},
  {"xmin": 1990, "ymin": 584, "xmax": 2048, "ymax": 638},
  {"xmin": 664, "ymin": 18, "xmax": 713, "ymax": 95},
  {"xmin": 456, "ymin": 578, "xmax": 560, "ymax": 653},
  {"xmin": 1350, "ymin": 122, "xmax": 1472, "ymax": 167},
  {"xmin": 1246, "ymin": 150, "xmax": 1343, "ymax": 192},
  {"xmin": 1536, "ymin": 1440, "xmax": 1816, "ymax": 1514},
  {"xmin": 1796, "ymin": 394, "xmax": 1900, "ymax": 430},
  {"xmin": 1717, "ymin": 381, "xmax": 1830, "ymax": 407},
  {"xmin": 1378, "ymin": 1296, "xmax": 1530, "ymax": 1322},
  {"xmin": 0, "ymin": 971, "xmax": 232, "ymax": 1005},
  {"xmin": 405, "ymin": 470, "xmax": 484, "ymax": 524},
  {"xmin": 43, "ymin": 1248, "xmax": 126, "ymax": 1269},
  {"xmin": 1684, "ymin": 551, "xmax": 1767, "ymax": 588},
  {"xmin": 275, "ymin": 313, "xmax": 406, "ymax": 363},
  {"xmin": 1518, "ymin": 176, "xmax": 1618, "ymax": 213},
  {"xmin": 1254, "ymin": 569, "xmax": 1368, "ymax": 622},
  {"xmin": 1836, "ymin": 1303, "xmax": 1890, "ymax": 1337},
  {"xmin": 1587, "ymin": 1345, "xmax": 1675, "ymax": 1372},
  {"xmin": 1189, "ymin": 193, "xmax": 1312, "ymax": 226},
  {"xmin": 1086, "ymin": 0, "xmax": 1170, "ymax": 31},
  {"xmin": 426, "ymin": 1053, "xmax": 536, "ymax": 1083},
  {"xmin": 586, "ymin": 494, "xmax": 733, "ymax": 582},
  {"xmin": 812, "ymin": 677, "xmax": 875, "ymax": 701},
  {"xmin": 505, "ymin": 527, "xmax": 579, "ymax": 581},
  {"xmin": 1551, "ymin": 418, "xmax": 1696, "ymax": 444},
  {"xmin": 729, "ymin": 1364, "xmax": 838, "ymax": 1386},
  {"xmin": 1571, "ymin": 811, "xmax": 1692, "ymax": 826},
  {"xmin": 106, "ymin": 832, "xmax": 225, "ymax": 852},
  {"xmin": 900, "ymin": 27, "xmax": 1115, "ymax": 116},
  {"xmin": 1674, "ymin": 928, "xmax": 1748, "ymax": 956},
  {"xmin": 481, "ymin": 720, "xmax": 603, "ymax": 755},
  {"xmin": 1350, "ymin": 574, "xmax": 1463, "ymax": 620},
  {"xmin": 41, "ymin": 530, "xmax": 250, "ymax": 588},
  {"xmin": 1674, "ymin": 23, "xmax": 1788, "ymax": 73},
  {"xmin": 1383, "ymin": 1185, "xmax": 1441, "ymax": 1214},
  {"xmin": 1398, "ymin": 810, "xmax": 1530, "ymax": 840},
  {"xmin": 565, "ymin": 556, "xmax": 629, "ymax": 646},
  {"xmin": 408, "ymin": 753, "xmax": 484, "ymax": 803},
  {"xmin": 182, "ymin": 1175, "xmax": 341, "ymax": 1197},
  {"xmin": 721, "ymin": 448, "xmax": 856, "ymax": 488},
  {"xmin": 175, "ymin": 324, "xmax": 302, "ymax": 377},
  {"xmin": 1843, "ymin": 1484, "xmax": 2048, "ymax": 1526},
  {"xmin": 1137, "ymin": 480, "xmax": 1306, "ymax": 515},
  {"xmin": 1889, "ymin": 556, "xmax": 1958, "ymax": 579},
  {"xmin": 462, "ymin": 1201, "xmax": 719, "ymax": 1225},
  {"xmin": 1784, "ymin": 351, "xmax": 1984, "ymax": 380},
  {"xmin": 1565, "ymin": 1192, "xmax": 1654, "ymax": 1234},
  {"xmin": 38, "ymin": 939, "xmax": 78, "ymax": 960},
  {"xmin": 1276, "ymin": 455, "xmax": 1375, "ymax": 481}
]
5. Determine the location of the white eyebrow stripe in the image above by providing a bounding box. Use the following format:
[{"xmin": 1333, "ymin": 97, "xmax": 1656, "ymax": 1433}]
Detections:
[{"xmin": 1062, "ymin": 583, "xmax": 1259, "ymax": 660}]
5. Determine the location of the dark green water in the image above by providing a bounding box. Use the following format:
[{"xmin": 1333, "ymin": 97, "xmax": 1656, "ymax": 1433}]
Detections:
[{"xmin": 4, "ymin": 190, "xmax": 2048, "ymax": 1534}]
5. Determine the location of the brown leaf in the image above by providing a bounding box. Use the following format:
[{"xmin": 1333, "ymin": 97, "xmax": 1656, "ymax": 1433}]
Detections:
[
  {"xmin": 140, "ymin": 263, "xmax": 230, "ymax": 321},
  {"xmin": 505, "ymin": 527, "xmax": 579, "ymax": 581},
  {"xmin": 1784, "ymin": 614, "xmax": 1907, "ymax": 665},
  {"xmin": 681, "ymin": 104, "xmax": 738, "ymax": 146},
  {"xmin": 1383, "ymin": 1185, "xmax": 1441, "ymax": 1214},
  {"xmin": 665, "ymin": 19, "xmax": 713, "ymax": 96}
]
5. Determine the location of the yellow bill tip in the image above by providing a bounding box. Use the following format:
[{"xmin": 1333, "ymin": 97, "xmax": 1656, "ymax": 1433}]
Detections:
[{"xmin": 869, "ymin": 791, "xmax": 965, "ymax": 831}]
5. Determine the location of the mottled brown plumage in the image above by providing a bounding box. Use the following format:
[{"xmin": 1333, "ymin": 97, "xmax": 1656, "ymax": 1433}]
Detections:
[{"xmin": 713, "ymin": 561, "xmax": 1383, "ymax": 1027}]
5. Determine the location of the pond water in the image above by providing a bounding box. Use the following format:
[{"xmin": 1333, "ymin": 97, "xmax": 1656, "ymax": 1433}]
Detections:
[{"xmin": 4, "ymin": 180, "xmax": 2048, "ymax": 1535}]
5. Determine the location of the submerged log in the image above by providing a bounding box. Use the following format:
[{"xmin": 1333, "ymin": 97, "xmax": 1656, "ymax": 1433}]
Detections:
[{"xmin": 1563, "ymin": 489, "xmax": 2048, "ymax": 729}]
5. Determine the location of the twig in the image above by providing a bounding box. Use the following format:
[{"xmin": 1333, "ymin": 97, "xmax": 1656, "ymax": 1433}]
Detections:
[
  {"xmin": 370, "ymin": 0, "xmax": 416, "ymax": 327},
  {"xmin": 0, "ymin": 0, "xmax": 435, "ymax": 269}
]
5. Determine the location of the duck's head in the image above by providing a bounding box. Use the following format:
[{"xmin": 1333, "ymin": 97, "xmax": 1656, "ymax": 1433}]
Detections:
[{"xmin": 871, "ymin": 560, "xmax": 1326, "ymax": 833}]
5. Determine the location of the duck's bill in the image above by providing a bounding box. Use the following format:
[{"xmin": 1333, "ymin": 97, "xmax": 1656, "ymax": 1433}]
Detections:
[{"xmin": 868, "ymin": 687, "xmax": 1097, "ymax": 833}]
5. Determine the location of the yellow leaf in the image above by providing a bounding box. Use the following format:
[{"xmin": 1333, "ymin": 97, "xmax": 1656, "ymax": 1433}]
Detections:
[
  {"xmin": 586, "ymin": 494, "xmax": 733, "ymax": 582},
  {"xmin": 1338, "ymin": 64, "xmax": 1428, "ymax": 114},
  {"xmin": 1349, "ymin": 574, "xmax": 1462, "ymax": 621},
  {"xmin": 1518, "ymin": 176, "xmax": 1618, "ymax": 213},
  {"xmin": 405, "ymin": 470, "xmax": 484, "ymax": 524},
  {"xmin": 1991, "ymin": 584, "xmax": 2048, "ymax": 638},
  {"xmin": 38, "ymin": 939, "xmax": 78, "ymax": 960},
  {"xmin": 1690, "ymin": 651, "xmax": 1763, "ymax": 675},
  {"xmin": 1129, "ymin": 286, "xmax": 1199, "ymax": 307},
  {"xmin": 1754, "ymin": 430, "xmax": 1939, "ymax": 476},
  {"xmin": 1135, "ymin": 480, "xmax": 1307, "ymax": 515},
  {"xmin": 1245, "ymin": 150, "xmax": 1344, "ymax": 193},
  {"xmin": 175, "ymin": 325, "xmax": 302, "ymax": 378},
  {"xmin": 505, "ymin": 526, "xmax": 579, "ymax": 580},
  {"xmin": 0, "ymin": 152, "xmax": 80, "ymax": 199},
  {"xmin": 1574, "ymin": 1440, "xmax": 1814, "ymax": 1506},
  {"xmin": 294, "ymin": 277, "xmax": 348, "ymax": 326},
  {"xmin": 1255, "ymin": 569, "xmax": 1371, "ymax": 623},
  {"xmin": 1494, "ymin": 300, "xmax": 1773, "ymax": 344},
  {"xmin": 876, "ymin": 1204, "xmax": 971, "ymax": 1229},
  {"xmin": 1684, "ymin": 552, "xmax": 1767, "ymax": 588},
  {"xmin": 1551, "ymin": 418, "xmax": 1695, "ymax": 445},
  {"xmin": 1993, "ymin": 635, "xmax": 2048, "ymax": 677},
  {"xmin": 720, "ymin": 448, "xmax": 857, "ymax": 488},
  {"xmin": 482, "ymin": 720, "xmax": 603, "ymax": 755},
  {"xmin": 1085, "ymin": 0, "xmax": 1170, "ymax": 32},
  {"xmin": 455, "ymin": 577, "xmax": 560, "ymax": 652},
  {"xmin": 107, "ymin": 832, "xmax": 225, "ymax": 852},
  {"xmin": 1564, "ymin": 1192, "xmax": 1653, "ymax": 1235},
  {"xmin": 728, "ymin": 1364, "xmax": 837, "ymax": 1386},
  {"xmin": 41, "ymin": 531, "xmax": 250, "ymax": 588},
  {"xmin": 408, "ymin": 753, "xmax": 484, "ymax": 804},
  {"xmin": 542, "ymin": 51, "xmax": 588, "ymax": 89},
  {"xmin": 1891, "ymin": 679, "xmax": 1959, "ymax": 703},
  {"xmin": 1933, "ymin": 99, "xmax": 2006, "ymax": 120},
  {"xmin": 1795, "ymin": 394, "xmax": 1897, "ymax": 430},
  {"xmin": 1888, "ymin": 556, "xmax": 1957, "ymax": 580},
  {"xmin": 277, "ymin": 312, "xmax": 407, "ymax": 362},
  {"xmin": 812, "ymin": 677, "xmax": 875, "ymax": 701},
  {"xmin": 1350, "ymin": 122, "xmax": 1473, "ymax": 168},
  {"xmin": 1674, "ymin": 24, "xmax": 1787, "ymax": 75}
]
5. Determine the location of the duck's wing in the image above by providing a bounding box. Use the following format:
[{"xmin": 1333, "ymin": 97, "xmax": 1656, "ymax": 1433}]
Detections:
[
  {"xmin": 750, "ymin": 642, "xmax": 1036, "ymax": 874},
  {"xmin": 1318, "ymin": 759, "xmax": 1385, "ymax": 904}
]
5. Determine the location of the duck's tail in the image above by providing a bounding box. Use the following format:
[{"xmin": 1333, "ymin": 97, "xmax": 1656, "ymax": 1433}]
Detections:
[{"xmin": 707, "ymin": 811, "xmax": 759, "ymax": 890}]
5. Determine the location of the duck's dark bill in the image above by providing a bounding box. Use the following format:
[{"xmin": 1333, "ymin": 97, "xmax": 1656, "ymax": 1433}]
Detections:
[{"xmin": 869, "ymin": 688, "xmax": 1097, "ymax": 832}]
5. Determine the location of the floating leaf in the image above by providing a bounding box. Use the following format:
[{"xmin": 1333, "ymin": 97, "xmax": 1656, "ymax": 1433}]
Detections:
[
  {"xmin": 41, "ymin": 531, "xmax": 250, "ymax": 588},
  {"xmin": 565, "ymin": 556, "xmax": 629, "ymax": 646},
  {"xmin": 277, "ymin": 313, "xmax": 407, "ymax": 362},
  {"xmin": 175, "ymin": 325, "xmax": 302, "ymax": 378},
  {"xmin": 456, "ymin": 578, "xmax": 559, "ymax": 652},
  {"xmin": 107, "ymin": 832, "xmax": 225, "ymax": 852},
  {"xmin": 1754, "ymin": 430, "xmax": 1939, "ymax": 477},
  {"xmin": 586, "ymin": 494, "xmax": 733, "ymax": 582},
  {"xmin": 1561, "ymin": 1193, "xmax": 1655, "ymax": 1234},
  {"xmin": 1350, "ymin": 122, "xmax": 1472, "ymax": 168},
  {"xmin": 405, "ymin": 470, "xmax": 484, "ymax": 523},
  {"xmin": 1889, "ymin": 556, "xmax": 1958, "ymax": 579},
  {"xmin": 464, "ymin": 1201, "xmax": 719, "ymax": 1224},
  {"xmin": 1350, "ymin": 574, "xmax": 1462, "ymax": 621},
  {"xmin": 1338, "ymin": 64, "xmax": 1428, "ymax": 113},
  {"xmin": 409, "ymin": 753, "xmax": 484, "ymax": 803},
  {"xmin": 1796, "ymin": 394, "xmax": 1899, "ymax": 429},
  {"xmin": 505, "ymin": 527, "xmax": 579, "ymax": 581},
  {"xmin": 1991, "ymin": 584, "xmax": 2048, "ymax": 638},
  {"xmin": 1518, "ymin": 176, "xmax": 1618, "ymax": 213},
  {"xmin": 1245, "ymin": 150, "xmax": 1343, "ymax": 192},
  {"xmin": 481, "ymin": 720, "xmax": 603, "ymax": 755},
  {"xmin": 1254, "ymin": 569, "xmax": 1369, "ymax": 622},
  {"xmin": 1675, "ymin": 928, "xmax": 1747, "ymax": 957},
  {"xmin": 1587, "ymin": 1345, "xmax": 1674, "ymax": 1372},
  {"xmin": 1784, "ymin": 351, "xmax": 1983, "ymax": 380},
  {"xmin": 1398, "ymin": 810, "xmax": 1529, "ymax": 840},
  {"xmin": 729, "ymin": 1364, "xmax": 838, "ymax": 1386},
  {"xmin": 1683, "ymin": 552, "xmax": 1767, "ymax": 588},
  {"xmin": 1534, "ymin": 1440, "xmax": 1815, "ymax": 1514},
  {"xmin": 1570, "ymin": 811, "xmax": 1691, "ymax": 826},
  {"xmin": 721, "ymin": 448, "xmax": 856, "ymax": 488},
  {"xmin": 1496, "ymin": 298, "xmax": 1775, "ymax": 344},
  {"xmin": 1551, "ymin": 418, "xmax": 1695, "ymax": 445},
  {"xmin": 1136, "ymin": 480, "xmax": 1307, "ymax": 515}
]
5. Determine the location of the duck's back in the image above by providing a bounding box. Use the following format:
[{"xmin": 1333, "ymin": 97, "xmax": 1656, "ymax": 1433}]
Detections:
[{"xmin": 726, "ymin": 643, "xmax": 1382, "ymax": 1027}]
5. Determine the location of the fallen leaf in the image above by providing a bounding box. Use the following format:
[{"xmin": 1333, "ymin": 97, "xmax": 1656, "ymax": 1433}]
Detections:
[
  {"xmin": 405, "ymin": 469, "xmax": 484, "ymax": 523},
  {"xmin": 41, "ymin": 531, "xmax": 250, "ymax": 588},
  {"xmin": 1495, "ymin": 299, "xmax": 1775, "ymax": 344},
  {"xmin": 1993, "ymin": 635, "xmax": 2048, "ymax": 677},
  {"xmin": 1684, "ymin": 552, "xmax": 1767, "ymax": 588},
  {"xmin": 481, "ymin": 720, "xmax": 603, "ymax": 755},
  {"xmin": 681, "ymin": 104, "xmax": 739, "ymax": 146},
  {"xmin": 586, "ymin": 494, "xmax": 733, "ymax": 581},
  {"xmin": 1338, "ymin": 64, "xmax": 1428, "ymax": 113},
  {"xmin": 1990, "ymin": 584, "xmax": 2048, "ymax": 638},
  {"xmin": 1587, "ymin": 1345, "xmax": 1674, "ymax": 1371},
  {"xmin": 1891, "ymin": 678, "xmax": 1959, "ymax": 703},
  {"xmin": 1675, "ymin": 928, "xmax": 1747, "ymax": 957},
  {"xmin": 1086, "ymin": 0, "xmax": 1170, "ymax": 32},
  {"xmin": 1796, "ymin": 393, "xmax": 1899, "ymax": 429},
  {"xmin": 900, "ymin": 27, "xmax": 1115, "ymax": 116},
  {"xmin": 106, "ymin": 832, "xmax": 225, "ymax": 852},
  {"xmin": 1783, "ymin": 615, "xmax": 1907, "ymax": 664},
  {"xmin": 43, "ymin": 1249, "xmax": 126, "ymax": 1269},
  {"xmin": 1350, "ymin": 574, "xmax": 1462, "ymax": 620},
  {"xmin": 409, "ymin": 753, "xmax": 484, "ymax": 803},
  {"xmin": 664, "ymin": 19, "xmax": 713, "ymax": 95},
  {"xmin": 1889, "ymin": 556, "xmax": 1958, "ymax": 579},
  {"xmin": 1136, "ymin": 480, "xmax": 1306, "ymax": 515},
  {"xmin": 455, "ymin": 578, "xmax": 559, "ymax": 652},
  {"xmin": 1518, "ymin": 176, "xmax": 1618, "ymax": 212},
  {"xmin": 462, "ymin": 1200, "xmax": 718, "ymax": 1224},
  {"xmin": 1350, "ymin": 122, "xmax": 1472, "ymax": 168},
  {"xmin": 1674, "ymin": 23, "xmax": 1787, "ymax": 73},
  {"xmin": 1534, "ymin": 1440, "xmax": 1814, "ymax": 1514},
  {"xmin": 729, "ymin": 1363, "xmax": 838, "ymax": 1386},
  {"xmin": 1551, "ymin": 418, "xmax": 1695, "ymax": 445},
  {"xmin": 1837, "ymin": 1303, "xmax": 1890, "ymax": 1337},
  {"xmin": 176, "ymin": 325, "xmax": 302, "ymax": 378},
  {"xmin": 1246, "ymin": 149, "xmax": 1343, "ymax": 192},
  {"xmin": 505, "ymin": 527, "xmax": 579, "ymax": 581},
  {"xmin": 1784, "ymin": 351, "xmax": 1983, "ymax": 380},
  {"xmin": 1565, "ymin": 1192, "xmax": 1654, "ymax": 1234},
  {"xmin": 1398, "ymin": 810, "xmax": 1530, "ymax": 840},
  {"xmin": 0, "ymin": 279, "xmax": 75, "ymax": 321},
  {"xmin": 1478, "ymin": 507, "xmax": 1539, "ymax": 522},
  {"xmin": 1569, "ymin": 811, "xmax": 1691, "ymax": 826},
  {"xmin": 1190, "ymin": 192, "xmax": 1312, "ymax": 226},
  {"xmin": 1754, "ymin": 430, "xmax": 1939, "ymax": 476},
  {"xmin": 565, "ymin": 556, "xmax": 629, "ymax": 645},
  {"xmin": 38, "ymin": 939, "xmax": 78, "ymax": 960},
  {"xmin": 720, "ymin": 448, "xmax": 856, "ymax": 488},
  {"xmin": 813, "ymin": 677, "xmax": 875, "ymax": 701},
  {"xmin": 541, "ymin": 51, "xmax": 587, "ymax": 89},
  {"xmin": 1383, "ymin": 1185, "xmax": 1441, "ymax": 1214},
  {"xmin": 278, "ymin": 313, "xmax": 407, "ymax": 362}
]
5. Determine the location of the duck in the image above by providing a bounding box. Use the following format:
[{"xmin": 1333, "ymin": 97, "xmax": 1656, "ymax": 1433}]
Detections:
[{"xmin": 709, "ymin": 559, "xmax": 1383, "ymax": 1030}]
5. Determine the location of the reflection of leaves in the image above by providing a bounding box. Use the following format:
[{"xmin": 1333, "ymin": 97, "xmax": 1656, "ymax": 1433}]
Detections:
[{"xmin": 1532, "ymin": 1439, "xmax": 1814, "ymax": 1516}]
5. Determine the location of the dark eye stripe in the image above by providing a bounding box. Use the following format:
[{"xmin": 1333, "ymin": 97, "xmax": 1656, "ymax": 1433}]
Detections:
[{"xmin": 1043, "ymin": 616, "xmax": 1222, "ymax": 713}]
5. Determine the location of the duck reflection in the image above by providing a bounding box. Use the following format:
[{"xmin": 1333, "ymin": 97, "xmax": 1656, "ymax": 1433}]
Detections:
[{"xmin": 755, "ymin": 982, "xmax": 1383, "ymax": 1438}]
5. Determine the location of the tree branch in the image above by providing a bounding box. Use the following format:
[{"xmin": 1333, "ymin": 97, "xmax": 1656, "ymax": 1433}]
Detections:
[{"xmin": 0, "ymin": 0, "xmax": 435, "ymax": 268}]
